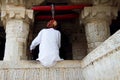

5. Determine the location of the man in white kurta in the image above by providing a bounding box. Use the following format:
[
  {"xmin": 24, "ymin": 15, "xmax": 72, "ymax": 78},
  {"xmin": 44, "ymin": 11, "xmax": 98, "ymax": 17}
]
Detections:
[{"xmin": 30, "ymin": 20, "xmax": 63, "ymax": 67}]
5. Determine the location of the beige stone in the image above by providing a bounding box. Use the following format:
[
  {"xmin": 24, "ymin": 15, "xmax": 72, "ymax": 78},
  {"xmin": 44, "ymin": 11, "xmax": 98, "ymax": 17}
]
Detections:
[
  {"xmin": 0, "ymin": 0, "xmax": 120, "ymax": 80},
  {"xmin": 81, "ymin": 5, "xmax": 118, "ymax": 53},
  {"xmin": 1, "ymin": 4, "xmax": 33, "ymax": 61},
  {"xmin": 4, "ymin": 19, "xmax": 29, "ymax": 61},
  {"xmin": 81, "ymin": 30, "xmax": 120, "ymax": 80},
  {"xmin": 0, "ymin": 60, "xmax": 84, "ymax": 80}
]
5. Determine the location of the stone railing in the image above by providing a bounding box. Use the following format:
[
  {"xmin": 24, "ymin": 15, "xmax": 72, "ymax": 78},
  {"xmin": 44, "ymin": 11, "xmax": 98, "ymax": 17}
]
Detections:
[
  {"xmin": 0, "ymin": 30, "xmax": 120, "ymax": 80},
  {"xmin": 0, "ymin": 60, "xmax": 84, "ymax": 80},
  {"xmin": 81, "ymin": 29, "xmax": 120, "ymax": 80}
]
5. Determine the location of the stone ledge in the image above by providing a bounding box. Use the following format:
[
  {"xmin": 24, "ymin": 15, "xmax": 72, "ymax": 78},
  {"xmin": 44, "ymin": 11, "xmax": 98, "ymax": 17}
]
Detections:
[
  {"xmin": 0, "ymin": 60, "xmax": 81, "ymax": 69},
  {"xmin": 0, "ymin": 60, "xmax": 83, "ymax": 80}
]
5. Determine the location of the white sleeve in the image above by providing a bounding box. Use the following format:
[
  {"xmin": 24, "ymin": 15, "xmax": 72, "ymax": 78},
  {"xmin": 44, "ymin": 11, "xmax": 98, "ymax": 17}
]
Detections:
[{"xmin": 30, "ymin": 30, "xmax": 43, "ymax": 50}]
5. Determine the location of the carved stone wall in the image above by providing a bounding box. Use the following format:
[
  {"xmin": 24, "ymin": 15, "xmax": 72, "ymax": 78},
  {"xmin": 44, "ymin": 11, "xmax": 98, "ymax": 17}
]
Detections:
[
  {"xmin": 1, "ymin": 4, "xmax": 33, "ymax": 61},
  {"xmin": 81, "ymin": 5, "xmax": 118, "ymax": 53},
  {"xmin": 0, "ymin": 0, "xmax": 120, "ymax": 80},
  {"xmin": 0, "ymin": 60, "xmax": 84, "ymax": 80},
  {"xmin": 81, "ymin": 30, "xmax": 120, "ymax": 80},
  {"xmin": 5, "ymin": 0, "xmax": 25, "ymax": 5}
]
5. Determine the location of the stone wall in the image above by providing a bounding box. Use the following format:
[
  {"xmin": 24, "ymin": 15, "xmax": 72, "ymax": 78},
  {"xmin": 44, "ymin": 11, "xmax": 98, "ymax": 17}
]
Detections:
[
  {"xmin": 0, "ymin": 60, "xmax": 84, "ymax": 80},
  {"xmin": 0, "ymin": 30, "xmax": 120, "ymax": 80},
  {"xmin": 81, "ymin": 30, "xmax": 120, "ymax": 80},
  {"xmin": 71, "ymin": 23, "xmax": 87, "ymax": 60}
]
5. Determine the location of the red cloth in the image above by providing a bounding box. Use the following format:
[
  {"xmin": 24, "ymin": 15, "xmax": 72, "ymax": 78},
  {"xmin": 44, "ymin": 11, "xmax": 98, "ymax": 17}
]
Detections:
[{"xmin": 47, "ymin": 19, "xmax": 57, "ymax": 28}]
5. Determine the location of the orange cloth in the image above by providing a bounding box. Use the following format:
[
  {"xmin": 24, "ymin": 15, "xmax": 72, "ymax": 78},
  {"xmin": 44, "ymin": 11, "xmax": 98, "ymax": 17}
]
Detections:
[{"xmin": 47, "ymin": 19, "xmax": 57, "ymax": 28}]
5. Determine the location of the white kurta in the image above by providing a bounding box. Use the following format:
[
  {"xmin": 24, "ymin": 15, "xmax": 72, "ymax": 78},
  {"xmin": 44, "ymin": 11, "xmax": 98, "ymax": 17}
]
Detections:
[{"xmin": 30, "ymin": 28, "xmax": 63, "ymax": 67}]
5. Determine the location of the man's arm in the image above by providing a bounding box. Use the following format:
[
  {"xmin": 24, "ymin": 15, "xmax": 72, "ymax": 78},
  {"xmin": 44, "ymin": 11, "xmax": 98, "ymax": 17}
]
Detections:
[{"xmin": 30, "ymin": 30, "xmax": 42, "ymax": 50}]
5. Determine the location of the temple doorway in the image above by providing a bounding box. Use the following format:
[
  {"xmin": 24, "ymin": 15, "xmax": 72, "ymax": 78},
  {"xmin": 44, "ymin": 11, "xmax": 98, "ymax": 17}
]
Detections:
[
  {"xmin": 110, "ymin": 11, "xmax": 120, "ymax": 35},
  {"xmin": 0, "ymin": 27, "xmax": 5, "ymax": 60},
  {"xmin": 31, "ymin": 1, "xmax": 87, "ymax": 60}
]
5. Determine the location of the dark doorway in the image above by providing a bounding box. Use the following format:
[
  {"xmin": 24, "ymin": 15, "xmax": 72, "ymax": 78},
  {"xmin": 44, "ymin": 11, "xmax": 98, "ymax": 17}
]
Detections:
[
  {"xmin": 60, "ymin": 31, "xmax": 73, "ymax": 60},
  {"xmin": 0, "ymin": 27, "xmax": 5, "ymax": 60},
  {"xmin": 57, "ymin": 24, "xmax": 73, "ymax": 60},
  {"xmin": 110, "ymin": 11, "xmax": 120, "ymax": 35}
]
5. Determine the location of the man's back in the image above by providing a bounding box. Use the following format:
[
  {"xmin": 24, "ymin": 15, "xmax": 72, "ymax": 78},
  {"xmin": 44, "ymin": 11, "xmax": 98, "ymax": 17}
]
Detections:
[
  {"xmin": 30, "ymin": 20, "xmax": 63, "ymax": 67},
  {"xmin": 40, "ymin": 28, "xmax": 61, "ymax": 50}
]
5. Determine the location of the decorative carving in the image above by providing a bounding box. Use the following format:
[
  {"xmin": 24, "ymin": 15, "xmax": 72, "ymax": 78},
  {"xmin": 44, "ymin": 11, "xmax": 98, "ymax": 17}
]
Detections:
[
  {"xmin": 4, "ymin": 19, "xmax": 30, "ymax": 61},
  {"xmin": 1, "ymin": 4, "xmax": 33, "ymax": 25},
  {"xmin": 81, "ymin": 6, "xmax": 118, "ymax": 24},
  {"xmin": 70, "ymin": 0, "xmax": 91, "ymax": 4},
  {"xmin": 92, "ymin": 0, "xmax": 113, "ymax": 6},
  {"xmin": 81, "ymin": 5, "xmax": 118, "ymax": 53},
  {"xmin": 1, "ymin": 4, "xmax": 33, "ymax": 61},
  {"xmin": 6, "ymin": 0, "xmax": 24, "ymax": 5}
]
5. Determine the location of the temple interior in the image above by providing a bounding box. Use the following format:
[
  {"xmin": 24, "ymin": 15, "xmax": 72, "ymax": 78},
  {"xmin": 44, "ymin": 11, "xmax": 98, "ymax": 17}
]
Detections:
[
  {"xmin": 0, "ymin": 0, "xmax": 120, "ymax": 60},
  {"xmin": 0, "ymin": 0, "xmax": 120, "ymax": 80}
]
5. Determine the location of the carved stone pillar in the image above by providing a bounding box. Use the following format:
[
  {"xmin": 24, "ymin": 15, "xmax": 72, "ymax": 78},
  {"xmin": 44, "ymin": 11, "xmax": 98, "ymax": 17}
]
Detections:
[
  {"xmin": 6, "ymin": 0, "xmax": 24, "ymax": 5},
  {"xmin": 1, "ymin": 4, "xmax": 33, "ymax": 61},
  {"xmin": 81, "ymin": 5, "xmax": 118, "ymax": 53}
]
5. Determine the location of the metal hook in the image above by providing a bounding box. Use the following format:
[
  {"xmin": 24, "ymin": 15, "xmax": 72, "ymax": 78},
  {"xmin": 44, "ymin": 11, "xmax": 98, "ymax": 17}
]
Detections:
[{"xmin": 51, "ymin": 4, "xmax": 55, "ymax": 19}]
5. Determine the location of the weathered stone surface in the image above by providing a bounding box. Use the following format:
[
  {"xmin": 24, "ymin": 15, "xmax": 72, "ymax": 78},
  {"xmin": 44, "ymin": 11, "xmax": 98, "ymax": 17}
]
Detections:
[
  {"xmin": 1, "ymin": 4, "xmax": 33, "ymax": 61},
  {"xmin": 1, "ymin": 4, "xmax": 33, "ymax": 25},
  {"xmin": 92, "ymin": 0, "xmax": 113, "ymax": 6},
  {"xmin": 81, "ymin": 30, "xmax": 120, "ymax": 67},
  {"xmin": 81, "ymin": 5, "xmax": 118, "ymax": 53},
  {"xmin": 0, "ymin": 1, "xmax": 120, "ymax": 80},
  {"xmin": 81, "ymin": 30, "xmax": 120, "ymax": 80},
  {"xmin": 6, "ymin": 0, "xmax": 25, "ymax": 5},
  {"xmin": 4, "ymin": 19, "xmax": 29, "ymax": 61},
  {"xmin": 0, "ymin": 60, "xmax": 84, "ymax": 80}
]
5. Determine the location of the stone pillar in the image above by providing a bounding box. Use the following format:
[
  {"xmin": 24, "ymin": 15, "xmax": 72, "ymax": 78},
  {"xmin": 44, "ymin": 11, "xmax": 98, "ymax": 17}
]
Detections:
[
  {"xmin": 1, "ymin": 4, "xmax": 33, "ymax": 61},
  {"xmin": 81, "ymin": 5, "xmax": 118, "ymax": 53}
]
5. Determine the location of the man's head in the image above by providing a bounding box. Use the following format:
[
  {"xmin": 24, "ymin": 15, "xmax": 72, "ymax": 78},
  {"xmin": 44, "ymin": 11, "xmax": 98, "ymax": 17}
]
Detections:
[{"xmin": 47, "ymin": 19, "xmax": 57, "ymax": 28}]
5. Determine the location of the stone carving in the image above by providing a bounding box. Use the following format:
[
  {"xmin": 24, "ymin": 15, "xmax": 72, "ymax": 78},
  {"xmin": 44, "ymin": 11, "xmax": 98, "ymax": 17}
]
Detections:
[
  {"xmin": 4, "ymin": 19, "xmax": 30, "ymax": 61},
  {"xmin": 6, "ymin": 0, "xmax": 24, "ymax": 5},
  {"xmin": 82, "ymin": 30, "xmax": 120, "ymax": 80},
  {"xmin": 1, "ymin": 4, "xmax": 33, "ymax": 25},
  {"xmin": 92, "ymin": 0, "xmax": 113, "ymax": 5},
  {"xmin": 1, "ymin": 4, "xmax": 33, "ymax": 61},
  {"xmin": 81, "ymin": 6, "xmax": 118, "ymax": 53},
  {"xmin": 81, "ymin": 6, "xmax": 118, "ymax": 24}
]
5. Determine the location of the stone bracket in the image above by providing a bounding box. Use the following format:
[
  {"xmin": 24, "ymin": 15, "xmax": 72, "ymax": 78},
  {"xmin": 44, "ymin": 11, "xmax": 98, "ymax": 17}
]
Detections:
[
  {"xmin": 81, "ymin": 5, "xmax": 118, "ymax": 24},
  {"xmin": 1, "ymin": 4, "xmax": 33, "ymax": 25}
]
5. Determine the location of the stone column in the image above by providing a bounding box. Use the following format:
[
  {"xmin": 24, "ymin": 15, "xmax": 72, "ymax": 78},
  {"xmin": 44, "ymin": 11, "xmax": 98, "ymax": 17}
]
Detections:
[
  {"xmin": 1, "ymin": 4, "xmax": 33, "ymax": 61},
  {"xmin": 81, "ymin": 5, "xmax": 118, "ymax": 53}
]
